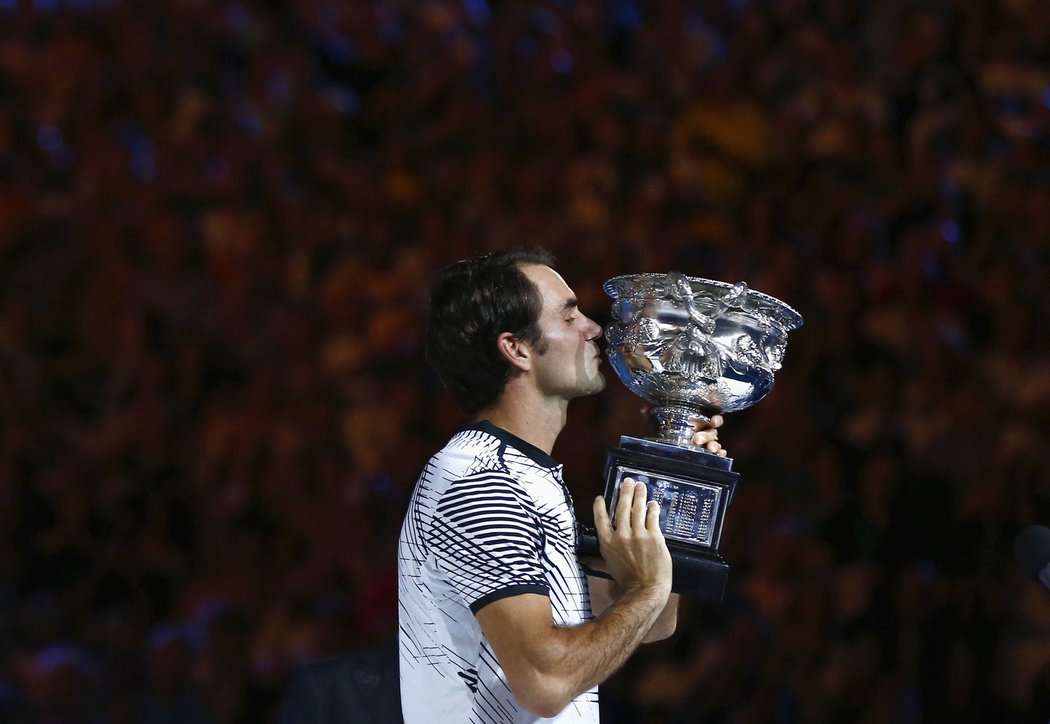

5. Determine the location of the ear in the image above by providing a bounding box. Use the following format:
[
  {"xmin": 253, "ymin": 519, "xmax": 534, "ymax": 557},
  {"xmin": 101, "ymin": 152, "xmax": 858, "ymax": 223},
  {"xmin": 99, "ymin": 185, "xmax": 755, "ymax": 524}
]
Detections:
[{"xmin": 496, "ymin": 331, "xmax": 532, "ymax": 373}]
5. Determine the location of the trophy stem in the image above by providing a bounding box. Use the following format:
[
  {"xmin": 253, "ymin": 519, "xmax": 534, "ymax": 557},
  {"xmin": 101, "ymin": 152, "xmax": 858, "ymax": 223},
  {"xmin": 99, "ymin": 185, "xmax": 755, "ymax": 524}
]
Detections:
[{"xmin": 653, "ymin": 405, "xmax": 710, "ymax": 447}]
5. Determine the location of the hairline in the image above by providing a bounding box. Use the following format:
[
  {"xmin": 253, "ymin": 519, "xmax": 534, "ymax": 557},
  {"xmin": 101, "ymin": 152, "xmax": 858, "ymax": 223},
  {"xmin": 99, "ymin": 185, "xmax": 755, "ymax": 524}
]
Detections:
[{"xmin": 511, "ymin": 261, "xmax": 553, "ymax": 354}]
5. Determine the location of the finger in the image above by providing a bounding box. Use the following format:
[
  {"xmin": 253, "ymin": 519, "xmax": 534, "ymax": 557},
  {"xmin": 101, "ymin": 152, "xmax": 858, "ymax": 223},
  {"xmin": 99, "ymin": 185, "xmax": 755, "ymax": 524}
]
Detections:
[
  {"xmin": 645, "ymin": 498, "xmax": 662, "ymax": 532},
  {"xmin": 630, "ymin": 481, "xmax": 648, "ymax": 530},
  {"xmin": 614, "ymin": 478, "xmax": 636, "ymax": 532},
  {"xmin": 706, "ymin": 440, "xmax": 720, "ymax": 453},
  {"xmin": 718, "ymin": 448, "xmax": 728, "ymax": 457},
  {"xmin": 593, "ymin": 496, "xmax": 612, "ymax": 539},
  {"xmin": 691, "ymin": 429, "xmax": 717, "ymax": 446},
  {"xmin": 689, "ymin": 415, "xmax": 722, "ymax": 432}
]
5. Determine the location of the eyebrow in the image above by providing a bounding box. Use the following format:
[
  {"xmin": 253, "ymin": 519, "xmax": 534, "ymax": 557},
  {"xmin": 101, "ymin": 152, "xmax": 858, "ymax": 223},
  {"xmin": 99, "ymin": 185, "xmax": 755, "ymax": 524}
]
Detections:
[{"xmin": 559, "ymin": 298, "xmax": 578, "ymax": 314}]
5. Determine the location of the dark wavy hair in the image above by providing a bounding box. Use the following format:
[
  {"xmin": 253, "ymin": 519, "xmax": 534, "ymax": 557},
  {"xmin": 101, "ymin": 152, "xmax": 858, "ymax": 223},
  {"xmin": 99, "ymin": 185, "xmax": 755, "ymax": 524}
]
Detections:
[{"xmin": 425, "ymin": 247, "xmax": 556, "ymax": 414}]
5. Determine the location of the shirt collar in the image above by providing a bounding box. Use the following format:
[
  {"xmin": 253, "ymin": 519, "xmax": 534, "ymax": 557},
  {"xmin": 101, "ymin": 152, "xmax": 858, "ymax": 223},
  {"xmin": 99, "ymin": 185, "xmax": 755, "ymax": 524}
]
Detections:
[{"xmin": 461, "ymin": 420, "xmax": 561, "ymax": 470}]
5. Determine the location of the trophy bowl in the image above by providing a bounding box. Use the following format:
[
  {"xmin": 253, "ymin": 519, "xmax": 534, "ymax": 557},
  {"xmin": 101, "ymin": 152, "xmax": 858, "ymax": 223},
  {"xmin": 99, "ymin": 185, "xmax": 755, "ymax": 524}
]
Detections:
[{"xmin": 604, "ymin": 272, "xmax": 803, "ymax": 447}]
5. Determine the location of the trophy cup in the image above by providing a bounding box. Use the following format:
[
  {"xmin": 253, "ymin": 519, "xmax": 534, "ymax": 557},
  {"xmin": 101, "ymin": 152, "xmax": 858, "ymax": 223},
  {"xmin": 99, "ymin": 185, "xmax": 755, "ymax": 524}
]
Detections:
[{"xmin": 579, "ymin": 272, "xmax": 803, "ymax": 600}]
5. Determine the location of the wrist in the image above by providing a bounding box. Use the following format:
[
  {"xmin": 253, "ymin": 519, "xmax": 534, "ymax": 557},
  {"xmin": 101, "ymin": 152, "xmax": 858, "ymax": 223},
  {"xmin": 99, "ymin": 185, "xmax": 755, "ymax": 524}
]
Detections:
[{"xmin": 621, "ymin": 577, "xmax": 671, "ymax": 603}]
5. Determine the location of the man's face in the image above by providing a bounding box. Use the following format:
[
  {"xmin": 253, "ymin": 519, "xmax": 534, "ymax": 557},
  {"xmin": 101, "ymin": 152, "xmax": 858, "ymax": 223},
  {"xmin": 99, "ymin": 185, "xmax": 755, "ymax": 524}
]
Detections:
[{"xmin": 520, "ymin": 264, "xmax": 606, "ymax": 400}]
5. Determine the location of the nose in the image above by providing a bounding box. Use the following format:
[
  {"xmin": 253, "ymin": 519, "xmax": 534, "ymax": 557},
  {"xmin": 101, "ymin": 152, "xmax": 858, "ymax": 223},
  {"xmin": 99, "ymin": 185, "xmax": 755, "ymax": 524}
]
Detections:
[{"xmin": 584, "ymin": 315, "xmax": 603, "ymax": 341}]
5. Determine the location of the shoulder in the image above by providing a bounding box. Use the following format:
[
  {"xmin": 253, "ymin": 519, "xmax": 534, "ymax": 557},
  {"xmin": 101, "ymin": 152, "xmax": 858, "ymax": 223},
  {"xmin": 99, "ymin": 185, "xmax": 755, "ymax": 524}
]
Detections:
[
  {"xmin": 423, "ymin": 428, "xmax": 509, "ymax": 482},
  {"xmin": 438, "ymin": 469, "xmax": 535, "ymax": 516}
]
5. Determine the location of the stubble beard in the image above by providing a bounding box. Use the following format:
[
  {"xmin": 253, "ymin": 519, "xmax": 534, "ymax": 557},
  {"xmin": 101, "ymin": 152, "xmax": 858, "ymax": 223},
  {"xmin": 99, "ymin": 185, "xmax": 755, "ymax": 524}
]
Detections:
[
  {"xmin": 576, "ymin": 364, "xmax": 606, "ymax": 398},
  {"xmin": 533, "ymin": 335, "xmax": 606, "ymax": 400}
]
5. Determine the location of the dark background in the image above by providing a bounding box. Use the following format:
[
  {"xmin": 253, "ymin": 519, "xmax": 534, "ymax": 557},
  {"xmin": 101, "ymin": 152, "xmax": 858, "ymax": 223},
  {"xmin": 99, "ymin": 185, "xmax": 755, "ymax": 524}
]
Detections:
[{"xmin": 2, "ymin": 0, "xmax": 1049, "ymax": 721}]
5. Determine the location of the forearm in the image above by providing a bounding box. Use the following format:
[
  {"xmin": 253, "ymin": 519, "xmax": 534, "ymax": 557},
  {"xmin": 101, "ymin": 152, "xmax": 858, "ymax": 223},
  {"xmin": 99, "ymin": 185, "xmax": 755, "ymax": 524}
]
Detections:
[
  {"xmin": 483, "ymin": 482, "xmax": 676, "ymax": 717},
  {"xmin": 519, "ymin": 584, "xmax": 669, "ymax": 715}
]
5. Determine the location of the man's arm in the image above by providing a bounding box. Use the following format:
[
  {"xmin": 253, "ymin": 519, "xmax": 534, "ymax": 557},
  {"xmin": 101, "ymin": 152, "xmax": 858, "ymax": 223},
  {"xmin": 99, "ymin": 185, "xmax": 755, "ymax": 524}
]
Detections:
[
  {"xmin": 475, "ymin": 480, "xmax": 671, "ymax": 718},
  {"xmin": 581, "ymin": 413, "xmax": 723, "ymax": 643},
  {"xmin": 587, "ymin": 576, "xmax": 679, "ymax": 642}
]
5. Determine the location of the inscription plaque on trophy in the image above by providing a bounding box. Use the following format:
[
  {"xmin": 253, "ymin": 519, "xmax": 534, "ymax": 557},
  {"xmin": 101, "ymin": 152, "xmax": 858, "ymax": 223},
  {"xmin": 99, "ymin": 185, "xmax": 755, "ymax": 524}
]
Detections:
[
  {"xmin": 579, "ymin": 272, "xmax": 802, "ymax": 600},
  {"xmin": 609, "ymin": 468, "xmax": 722, "ymax": 547}
]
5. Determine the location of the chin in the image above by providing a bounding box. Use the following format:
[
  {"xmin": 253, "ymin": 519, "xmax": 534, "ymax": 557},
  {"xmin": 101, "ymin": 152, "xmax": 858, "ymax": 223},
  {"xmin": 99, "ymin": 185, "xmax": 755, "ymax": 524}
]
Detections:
[
  {"xmin": 584, "ymin": 374, "xmax": 606, "ymax": 396},
  {"xmin": 562, "ymin": 372, "xmax": 606, "ymax": 400}
]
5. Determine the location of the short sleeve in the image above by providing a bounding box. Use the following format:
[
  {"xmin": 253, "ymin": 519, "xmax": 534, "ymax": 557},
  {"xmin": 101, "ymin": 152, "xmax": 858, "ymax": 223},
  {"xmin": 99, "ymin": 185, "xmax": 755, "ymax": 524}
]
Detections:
[{"xmin": 430, "ymin": 471, "xmax": 550, "ymax": 613}]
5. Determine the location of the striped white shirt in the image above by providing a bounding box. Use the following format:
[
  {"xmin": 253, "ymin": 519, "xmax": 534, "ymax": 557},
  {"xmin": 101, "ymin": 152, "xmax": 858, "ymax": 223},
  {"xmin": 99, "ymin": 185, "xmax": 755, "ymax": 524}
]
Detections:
[{"xmin": 398, "ymin": 421, "xmax": 599, "ymax": 724}]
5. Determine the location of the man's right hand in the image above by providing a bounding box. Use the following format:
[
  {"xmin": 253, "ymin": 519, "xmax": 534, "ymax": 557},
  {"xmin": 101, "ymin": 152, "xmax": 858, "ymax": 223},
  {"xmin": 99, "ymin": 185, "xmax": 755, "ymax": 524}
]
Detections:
[
  {"xmin": 592, "ymin": 479, "xmax": 672, "ymax": 597},
  {"xmin": 477, "ymin": 478, "xmax": 675, "ymax": 717}
]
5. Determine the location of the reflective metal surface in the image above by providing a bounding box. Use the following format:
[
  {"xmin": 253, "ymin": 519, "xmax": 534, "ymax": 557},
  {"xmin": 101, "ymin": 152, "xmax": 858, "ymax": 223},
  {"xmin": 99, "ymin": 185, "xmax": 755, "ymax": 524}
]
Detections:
[{"xmin": 604, "ymin": 272, "xmax": 803, "ymax": 446}]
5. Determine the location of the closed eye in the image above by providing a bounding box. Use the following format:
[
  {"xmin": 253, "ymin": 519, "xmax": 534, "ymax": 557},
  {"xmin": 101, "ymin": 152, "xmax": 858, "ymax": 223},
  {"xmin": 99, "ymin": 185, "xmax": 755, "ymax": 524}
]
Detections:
[{"xmin": 560, "ymin": 296, "xmax": 581, "ymax": 325}]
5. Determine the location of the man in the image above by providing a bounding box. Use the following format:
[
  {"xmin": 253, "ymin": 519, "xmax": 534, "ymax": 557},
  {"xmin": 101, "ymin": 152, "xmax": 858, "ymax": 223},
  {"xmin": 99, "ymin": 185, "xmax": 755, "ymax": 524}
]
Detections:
[{"xmin": 398, "ymin": 248, "xmax": 724, "ymax": 722}]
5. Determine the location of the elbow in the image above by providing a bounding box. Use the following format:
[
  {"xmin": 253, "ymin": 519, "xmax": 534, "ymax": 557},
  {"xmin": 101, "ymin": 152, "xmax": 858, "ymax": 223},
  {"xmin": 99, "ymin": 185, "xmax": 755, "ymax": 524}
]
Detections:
[
  {"xmin": 510, "ymin": 676, "xmax": 574, "ymax": 719},
  {"xmin": 517, "ymin": 692, "xmax": 571, "ymax": 719}
]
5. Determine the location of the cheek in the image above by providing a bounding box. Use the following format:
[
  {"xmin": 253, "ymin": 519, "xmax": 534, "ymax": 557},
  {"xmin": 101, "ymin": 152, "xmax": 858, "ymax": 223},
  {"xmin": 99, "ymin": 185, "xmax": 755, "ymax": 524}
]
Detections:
[{"xmin": 544, "ymin": 328, "xmax": 574, "ymax": 347}]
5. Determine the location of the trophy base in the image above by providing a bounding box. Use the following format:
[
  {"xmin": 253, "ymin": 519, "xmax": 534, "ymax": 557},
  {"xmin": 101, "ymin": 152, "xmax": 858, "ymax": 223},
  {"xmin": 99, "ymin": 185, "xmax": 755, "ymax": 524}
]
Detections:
[{"xmin": 577, "ymin": 435, "xmax": 739, "ymax": 602}]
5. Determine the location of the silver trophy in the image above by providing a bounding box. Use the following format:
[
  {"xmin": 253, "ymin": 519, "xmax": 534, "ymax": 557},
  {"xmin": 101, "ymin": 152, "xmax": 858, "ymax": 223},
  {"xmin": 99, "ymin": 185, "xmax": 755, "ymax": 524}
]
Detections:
[{"xmin": 579, "ymin": 272, "xmax": 803, "ymax": 600}]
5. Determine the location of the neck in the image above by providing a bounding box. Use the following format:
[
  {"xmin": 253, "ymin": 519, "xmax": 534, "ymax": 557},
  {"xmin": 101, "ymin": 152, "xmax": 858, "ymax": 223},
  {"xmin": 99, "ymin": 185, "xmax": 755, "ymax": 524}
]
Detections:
[{"xmin": 476, "ymin": 386, "xmax": 569, "ymax": 455}]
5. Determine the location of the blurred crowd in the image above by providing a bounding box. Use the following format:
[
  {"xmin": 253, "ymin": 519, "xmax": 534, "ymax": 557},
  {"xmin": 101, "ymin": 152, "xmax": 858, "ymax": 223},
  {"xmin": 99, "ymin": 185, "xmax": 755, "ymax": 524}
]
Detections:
[{"xmin": 1, "ymin": 0, "xmax": 1049, "ymax": 721}]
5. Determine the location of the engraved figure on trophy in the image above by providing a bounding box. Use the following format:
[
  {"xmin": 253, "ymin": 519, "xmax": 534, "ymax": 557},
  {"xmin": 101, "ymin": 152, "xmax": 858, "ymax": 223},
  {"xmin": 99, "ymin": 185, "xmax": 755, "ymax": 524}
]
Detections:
[{"xmin": 579, "ymin": 272, "xmax": 803, "ymax": 600}]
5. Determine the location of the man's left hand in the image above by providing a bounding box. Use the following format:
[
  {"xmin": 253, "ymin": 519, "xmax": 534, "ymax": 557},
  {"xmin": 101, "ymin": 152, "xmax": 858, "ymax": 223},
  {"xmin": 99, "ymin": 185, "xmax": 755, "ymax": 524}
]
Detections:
[{"xmin": 691, "ymin": 414, "xmax": 727, "ymax": 456}]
